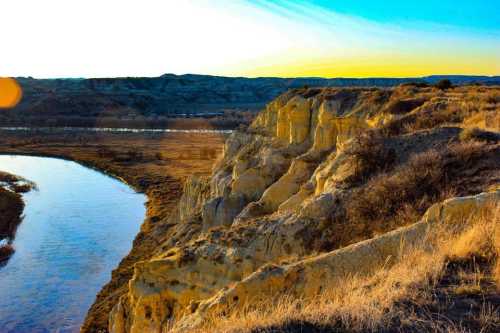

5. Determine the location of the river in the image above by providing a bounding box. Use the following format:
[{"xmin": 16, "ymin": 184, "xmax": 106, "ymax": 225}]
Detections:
[{"xmin": 0, "ymin": 155, "xmax": 146, "ymax": 333}]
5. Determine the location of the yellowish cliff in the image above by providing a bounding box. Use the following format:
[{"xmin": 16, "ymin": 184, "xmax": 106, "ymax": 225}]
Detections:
[{"xmin": 108, "ymin": 85, "xmax": 500, "ymax": 333}]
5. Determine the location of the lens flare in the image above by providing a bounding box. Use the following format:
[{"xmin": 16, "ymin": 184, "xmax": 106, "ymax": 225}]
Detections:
[{"xmin": 0, "ymin": 78, "xmax": 22, "ymax": 109}]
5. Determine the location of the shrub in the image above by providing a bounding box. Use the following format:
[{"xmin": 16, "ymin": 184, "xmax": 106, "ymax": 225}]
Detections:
[
  {"xmin": 483, "ymin": 90, "xmax": 500, "ymax": 104},
  {"xmin": 345, "ymin": 149, "xmax": 446, "ymax": 232},
  {"xmin": 435, "ymin": 79, "xmax": 452, "ymax": 90},
  {"xmin": 344, "ymin": 140, "xmax": 489, "ymax": 235},
  {"xmin": 400, "ymin": 81, "xmax": 430, "ymax": 88},
  {"xmin": 343, "ymin": 131, "xmax": 396, "ymax": 185},
  {"xmin": 381, "ymin": 101, "xmax": 465, "ymax": 136}
]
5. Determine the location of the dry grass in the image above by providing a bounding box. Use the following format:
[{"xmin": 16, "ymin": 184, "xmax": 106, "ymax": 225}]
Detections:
[
  {"xmin": 345, "ymin": 148, "xmax": 445, "ymax": 229},
  {"xmin": 381, "ymin": 86, "xmax": 500, "ymax": 136},
  {"xmin": 342, "ymin": 140, "xmax": 493, "ymax": 239},
  {"xmin": 179, "ymin": 204, "xmax": 499, "ymax": 333}
]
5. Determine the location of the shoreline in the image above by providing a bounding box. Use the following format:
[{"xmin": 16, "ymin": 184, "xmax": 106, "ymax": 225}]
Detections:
[
  {"xmin": 0, "ymin": 149, "xmax": 180, "ymax": 331},
  {"xmin": 0, "ymin": 152, "xmax": 146, "ymax": 194},
  {"xmin": 0, "ymin": 130, "xmax": 224, "ymax": 332},
  {"xmin": 0, "ymin": 172, "xmax": 33, "ymax": 262}
]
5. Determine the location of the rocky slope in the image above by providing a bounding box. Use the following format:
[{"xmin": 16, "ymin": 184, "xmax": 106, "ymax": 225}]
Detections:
[{"xmin": 93, "ymin": 84, "xmax": 499, "ymax": 332}]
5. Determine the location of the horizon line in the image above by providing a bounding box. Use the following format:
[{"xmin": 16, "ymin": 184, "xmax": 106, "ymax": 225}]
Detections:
[{"xmin": 10, "ymin": 73, "xmax": 500, "ymax": 80}]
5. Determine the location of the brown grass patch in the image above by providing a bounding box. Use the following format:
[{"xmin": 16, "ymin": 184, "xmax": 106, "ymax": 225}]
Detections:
[
  {"xmin": 313, "ymin": 135, "xmax": 499, "ymax": 251},
  {"xmin": 342, "ymin": 141, "xmax": 491, "ymax": 239},
  {"xmin": 180, "ymin": 205, "xmax": 499, "ymax": 333},
  {"xmin": 381, "ymin": 86, "xmax": 500, "ymax": 136}
]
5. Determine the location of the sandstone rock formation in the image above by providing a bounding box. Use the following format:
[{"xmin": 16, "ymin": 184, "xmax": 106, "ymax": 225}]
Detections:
[
  {"xmin": 107, "ymin": 85, "xmax": 500, "ymax": 333},
  {"xmin": 175, "ymin": 190, "xmax": 500, "ymax": 328}
]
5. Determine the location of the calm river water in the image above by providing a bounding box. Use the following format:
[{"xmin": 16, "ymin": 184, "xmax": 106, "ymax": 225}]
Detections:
[{"xmin": 0, "ymin": 155, "xmax": 146, "ymax": 333}]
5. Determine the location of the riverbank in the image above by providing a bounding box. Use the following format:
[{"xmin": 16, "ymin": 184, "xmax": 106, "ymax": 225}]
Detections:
[
  {"xmin": 0, "ymin": 187, "xmax": 22, "ymax": 261},
  {"xmin": 0, "ymin": 130, "xmax": 225, "ymax": 331},
  {"xmin": 0, "ymin": 171, "xmax": 35, "ymax": 262}
]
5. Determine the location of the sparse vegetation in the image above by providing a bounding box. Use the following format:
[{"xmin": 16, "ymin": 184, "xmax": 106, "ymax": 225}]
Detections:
[
  {"xmin": 380, "ymin": 86, "xmax": 500, "ymax": 136},
  {"xmin": 337, "ymin": 139, "xmax": 499, "ymax": 242},
  {"xmin": 343, "ymin": 131, "xmax": 396, "ymax": 185},
  {"xmin": 183, "ymin": 205, "xmax": 499, "ymax": 333}
]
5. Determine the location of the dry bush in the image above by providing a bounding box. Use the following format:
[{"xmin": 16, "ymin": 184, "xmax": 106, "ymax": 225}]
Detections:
[
  {"xmin": 401, "ymin": 103, "xmax": 463, "ymax": 134},
  {"xmin": 381, "ymin": 87, "xmax": 500, "ymax": 136},
  {"xmin": 344, "ymin": 141, "xmax": 491, "ymax": 236},
  {"xmin": 482, "ymin": 90, "xmax": 500, "ymax": 104},
  {"xmin": 463, "ymin": 110, "xmax": 500, "ymax": 132},
  {"xmin": 343, "ymin": 131, "xmax": 396, "ymax": 185},
  {"xmin": 435, "ymin": 79, "xmax": 453, "ymax": 90},
  {"xmin": 344, "ymin": 149, "xmax": 446, "ymax": 234}
]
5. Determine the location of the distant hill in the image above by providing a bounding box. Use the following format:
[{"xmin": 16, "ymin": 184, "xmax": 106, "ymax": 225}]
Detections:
[{"xmin": 2, "ymin": 74, "xmax": 499, "ymax": 128}]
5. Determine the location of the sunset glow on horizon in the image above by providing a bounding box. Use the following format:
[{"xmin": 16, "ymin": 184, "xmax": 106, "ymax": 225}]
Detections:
[{"xmin": 1, "ymin": 0, "xmax": 499, "ymax": 78}]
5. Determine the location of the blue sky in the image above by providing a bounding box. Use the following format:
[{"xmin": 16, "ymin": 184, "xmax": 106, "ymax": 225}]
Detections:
[{"xmin": 253, "ymin": 0, "xmax": 500, "ymax": 31}]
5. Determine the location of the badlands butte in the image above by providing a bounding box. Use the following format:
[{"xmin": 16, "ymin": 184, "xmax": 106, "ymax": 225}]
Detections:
[{"xmin": 78, "ymin": 84, "xmax": 500, "ymax": 332}]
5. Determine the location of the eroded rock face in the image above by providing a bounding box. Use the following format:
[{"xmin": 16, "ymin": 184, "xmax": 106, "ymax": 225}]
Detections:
[
  {"xmin": 202, "ymin": 194, "xmax": 246, "ymax": 230},
  {"xmin": 176, "ymin": 190, "xmax": 500, "ymax": 328},
  {"xmin": 177, "ymin": 176, "xmax": 210, "ymax": 222},
  {"xmin": 313, "ymin": 100, "xmax": 369, "ymax": 151},
  {"xmin": 108, "ymin": 86, "xmax": 500, "ymax": 333},
  {"xmin": 259, "ymin": 158, "xmax": 316, "ymax": 212}
]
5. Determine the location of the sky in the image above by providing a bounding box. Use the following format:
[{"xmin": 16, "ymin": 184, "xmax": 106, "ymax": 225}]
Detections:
[{"xmin": 1, "ymin": 0, "xmax": 499, "ymax": 78}]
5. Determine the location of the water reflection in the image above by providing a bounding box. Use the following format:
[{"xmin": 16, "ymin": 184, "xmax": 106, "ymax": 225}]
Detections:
[
  {"xmin": 0, "ymin": 126, "xmax": 232, "ymax": 134},
  {"xmin": 0, "ymin": 155, "xmax": 146, "ymax": 332}
]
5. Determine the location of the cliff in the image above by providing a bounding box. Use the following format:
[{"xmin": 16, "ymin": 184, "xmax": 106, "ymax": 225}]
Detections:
[{"xmin": 93, "ymin": 84, "xmax": 499, "ymax": 332}]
